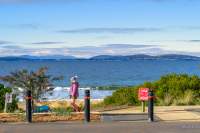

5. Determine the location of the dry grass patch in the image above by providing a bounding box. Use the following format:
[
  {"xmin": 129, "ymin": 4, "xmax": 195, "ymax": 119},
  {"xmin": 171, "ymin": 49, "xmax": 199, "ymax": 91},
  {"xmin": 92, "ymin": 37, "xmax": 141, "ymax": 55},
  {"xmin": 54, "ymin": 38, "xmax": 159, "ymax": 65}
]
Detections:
[{"xmin": 0, "ymin": 113, "xmax": 100, "ymax": 123}]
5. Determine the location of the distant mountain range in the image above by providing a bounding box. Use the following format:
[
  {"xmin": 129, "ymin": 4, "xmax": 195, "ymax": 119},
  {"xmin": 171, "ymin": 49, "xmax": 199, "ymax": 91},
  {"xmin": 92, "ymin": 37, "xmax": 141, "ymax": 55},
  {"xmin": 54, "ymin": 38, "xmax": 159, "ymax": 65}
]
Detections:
[
  {"xmin": 90, "ymin": 54, "xmax": 200, "ymax": 60},
  {"xmin": 0, "ymin": 54, "xmax": 200, "ymax": 61},
  {"xmin": 0, "ymin": 55, "xmax": 76, "ymax": 60}
]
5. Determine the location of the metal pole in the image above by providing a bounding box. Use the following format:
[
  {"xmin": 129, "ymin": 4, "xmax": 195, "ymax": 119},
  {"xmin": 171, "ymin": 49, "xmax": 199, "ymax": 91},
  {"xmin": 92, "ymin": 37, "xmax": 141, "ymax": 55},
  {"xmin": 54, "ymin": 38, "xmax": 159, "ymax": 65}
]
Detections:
[
  {"xmin": 26, "ymin": 90, "xmax": 32, "ymax": 123},
  {"xmin": 148, "ymin": 90, "xmax": 154, "ymax": 122},
  {"xmin": 84, "ymin": 89, "xmax": 90, "ymax": 123},
  {"xmin": 4, "ymin": 101, "xmax": 7, "ymax": 113},
  {"xmin": 142, "ymin": 101, "xmax": 145, "ymax": 112},
  {"xmin": 4, "ymin": 93, "xmax": 8, "ymax": 113}
]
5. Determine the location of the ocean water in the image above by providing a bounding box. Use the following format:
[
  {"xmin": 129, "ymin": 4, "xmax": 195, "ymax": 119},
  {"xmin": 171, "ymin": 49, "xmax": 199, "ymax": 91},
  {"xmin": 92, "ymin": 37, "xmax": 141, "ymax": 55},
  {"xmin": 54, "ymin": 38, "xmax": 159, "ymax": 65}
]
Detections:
[
  {"xmin": 42, "ymin": 87, "xmax": 113, "ymax": 100},
  {"xmin": 1, "ymin": 59, "xmax": 200, "ymax": 100}
]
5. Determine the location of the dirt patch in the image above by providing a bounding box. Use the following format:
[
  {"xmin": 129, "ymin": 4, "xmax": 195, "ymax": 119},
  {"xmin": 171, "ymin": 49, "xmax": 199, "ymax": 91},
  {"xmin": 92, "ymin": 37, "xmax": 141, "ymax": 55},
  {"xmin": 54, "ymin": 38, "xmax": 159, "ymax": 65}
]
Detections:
[
  {"xmin": 32, "ymin": 113, "xmax": 100, "ymax": 122},
  {"xmin": 0, "ymin": 113, "xmax": 100, "ymax": 123},
  {"xmin": 0, "ymin": 114, "xmax": 24, "ymax": 123}
]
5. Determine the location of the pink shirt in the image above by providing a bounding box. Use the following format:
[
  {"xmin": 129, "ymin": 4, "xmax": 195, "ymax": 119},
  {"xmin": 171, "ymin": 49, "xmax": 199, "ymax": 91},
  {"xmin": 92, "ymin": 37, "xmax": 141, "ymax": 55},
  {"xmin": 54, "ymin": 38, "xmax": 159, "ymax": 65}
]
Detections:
[{"xmin": 69, "ymin": 82, "xmax": 79, "ymax": 97}]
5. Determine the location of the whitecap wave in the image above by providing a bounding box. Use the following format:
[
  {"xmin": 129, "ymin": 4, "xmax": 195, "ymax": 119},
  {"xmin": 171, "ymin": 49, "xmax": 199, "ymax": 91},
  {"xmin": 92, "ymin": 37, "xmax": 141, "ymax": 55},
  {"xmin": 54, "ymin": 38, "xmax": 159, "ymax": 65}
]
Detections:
[{"xmin": 17, "ymin": 86, "xmax": 113, "ymax": 101}]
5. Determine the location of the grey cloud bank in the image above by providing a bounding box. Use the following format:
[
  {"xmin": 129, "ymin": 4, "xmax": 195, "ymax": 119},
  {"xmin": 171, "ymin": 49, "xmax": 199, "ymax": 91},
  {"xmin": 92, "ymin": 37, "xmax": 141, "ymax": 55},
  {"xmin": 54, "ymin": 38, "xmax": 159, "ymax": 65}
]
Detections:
[
  {"xmin": 0, "ymin": 43, "xmax": 200, "ymax": 57},
  {"xmin": 0, "ymin": 41, "xmax": 12, "ymax": 45},
  {"xmin": 31, "ymin": 41, "xmax": 65, "ymax": 45},
  {"xmin": 188, "ymin": 40, "xmax": 200, "ymax": 42}
]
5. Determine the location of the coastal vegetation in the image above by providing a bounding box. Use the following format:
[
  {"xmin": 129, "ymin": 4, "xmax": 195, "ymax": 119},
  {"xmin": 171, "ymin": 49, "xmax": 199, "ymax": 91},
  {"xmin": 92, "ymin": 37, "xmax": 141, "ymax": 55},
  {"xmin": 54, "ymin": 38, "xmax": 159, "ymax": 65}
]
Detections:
[
  {"xmin": 0, "ymin": 67, "xmax": 63, "ymax": 100},
  {"xmin": 1, "ymin": 71, "xmax": 200, "ymax": 113},
  {"xmin": 0, "ymin": 67, "xmax": 63, "ymax": 112},
  {"xmin": 0, "ymin": 84, "xmax": 18, "ymax": 112},
  {"xmin": 103, "ymin": 73, "xmax": 200, "ymax": 106}
]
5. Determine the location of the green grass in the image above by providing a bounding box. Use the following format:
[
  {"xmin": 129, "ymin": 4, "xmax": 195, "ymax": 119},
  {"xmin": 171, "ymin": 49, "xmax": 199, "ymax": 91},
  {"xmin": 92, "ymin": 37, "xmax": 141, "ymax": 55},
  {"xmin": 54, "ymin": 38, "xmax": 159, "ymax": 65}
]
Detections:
[{"xmin": 52, "ymin": 107, "xmax": 73, "ymax": 116}]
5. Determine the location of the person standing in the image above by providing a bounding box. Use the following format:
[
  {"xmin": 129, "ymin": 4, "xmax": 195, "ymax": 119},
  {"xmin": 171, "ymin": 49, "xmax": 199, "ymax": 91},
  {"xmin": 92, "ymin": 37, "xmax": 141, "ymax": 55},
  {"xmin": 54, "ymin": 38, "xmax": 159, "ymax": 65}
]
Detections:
[{"xmin": 69, "ymin": 76, "xmax": 80, "ymax": 112}]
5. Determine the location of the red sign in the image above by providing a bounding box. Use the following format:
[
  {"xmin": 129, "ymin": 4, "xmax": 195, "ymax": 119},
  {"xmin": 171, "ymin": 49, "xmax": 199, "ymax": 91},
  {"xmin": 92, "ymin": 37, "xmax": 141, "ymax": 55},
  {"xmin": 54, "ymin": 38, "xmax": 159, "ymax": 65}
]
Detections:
[{"xmin": 138, "ymin": 88, "xmax": 149, "ymax": 101}]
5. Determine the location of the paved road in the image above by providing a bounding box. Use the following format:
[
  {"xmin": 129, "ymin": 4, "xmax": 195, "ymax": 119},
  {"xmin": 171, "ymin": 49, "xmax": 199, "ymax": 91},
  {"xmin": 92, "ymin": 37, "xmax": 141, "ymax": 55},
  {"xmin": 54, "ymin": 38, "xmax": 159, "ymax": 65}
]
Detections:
[{"xmin": 0, "ymin": 122, "xmax": 200, "ymax": 133}]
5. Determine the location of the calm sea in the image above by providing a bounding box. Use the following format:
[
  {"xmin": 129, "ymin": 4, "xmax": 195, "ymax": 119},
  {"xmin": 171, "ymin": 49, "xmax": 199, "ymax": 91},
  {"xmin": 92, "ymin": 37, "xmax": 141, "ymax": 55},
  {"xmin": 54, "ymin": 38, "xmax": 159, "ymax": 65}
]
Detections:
[{"xmin": 1, "ymin": 59, "xmax": 200, "ymax": 99}]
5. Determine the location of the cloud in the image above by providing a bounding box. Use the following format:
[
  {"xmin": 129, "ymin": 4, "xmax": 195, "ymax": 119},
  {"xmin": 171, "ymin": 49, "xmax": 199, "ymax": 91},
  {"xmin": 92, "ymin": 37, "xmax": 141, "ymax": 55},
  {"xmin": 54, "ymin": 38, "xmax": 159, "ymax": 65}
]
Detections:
[
  {"xmin": 64, "ymin": 44, "xmax": 159, "ymax": 57},
  {"xmin": 31, "ymin": 41, "xmax": 65, "ymax": 45},
  {"xmin": 56, "ymin": 26, "xmax": 200, "ymax": 35},
  {"xmin": 172, "ymin": 39, "xmax": 200, "ymax": 43},
  {"xmin": 1, "ymin": 45, "xmax": 22, "ymax": 49},
  {"xmin": 103, "ymin": 44, "xmax": 155, "ymax": 48},
  {"xmin": 188, "ymin": 40, "xmax": 200, "ymax": 42},
  {"xmin": 57, "ymin": 28, "xmax": 162, "ymax": 34},
  {"xmin": 0, "ymin": 41, "xmax": 12, "ymax": 45},
  {"xmin": 0, "ymin": 44, "xmax": 159, "ymax": 57},
  {"xmin": 0, "ymin": 43, "xmax": 200, "ymax": 57}
]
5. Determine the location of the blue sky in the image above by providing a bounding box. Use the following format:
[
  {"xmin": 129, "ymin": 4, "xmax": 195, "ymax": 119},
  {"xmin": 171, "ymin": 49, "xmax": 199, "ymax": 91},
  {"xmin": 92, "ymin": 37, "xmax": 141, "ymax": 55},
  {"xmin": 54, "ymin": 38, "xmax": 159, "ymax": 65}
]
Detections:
[{"xmin": 0, "ymin": 0, "xmax": 200, "ymax": 57}]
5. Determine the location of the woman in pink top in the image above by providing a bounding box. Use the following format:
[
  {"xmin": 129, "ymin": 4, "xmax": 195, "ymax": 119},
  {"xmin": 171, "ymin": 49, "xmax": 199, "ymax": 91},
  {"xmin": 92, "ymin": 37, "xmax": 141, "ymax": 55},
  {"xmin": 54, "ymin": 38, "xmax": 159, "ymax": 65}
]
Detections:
[{"xmin": 69, "ymin": 76, "xmax": 80, "ymax": 112}]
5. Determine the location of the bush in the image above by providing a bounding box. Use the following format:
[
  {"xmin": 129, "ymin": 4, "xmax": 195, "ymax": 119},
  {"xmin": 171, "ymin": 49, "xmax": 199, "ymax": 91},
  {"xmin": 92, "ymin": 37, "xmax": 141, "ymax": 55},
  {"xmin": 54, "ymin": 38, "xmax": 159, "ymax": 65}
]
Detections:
[
  {"xmin": 103, "ymin": 73, "xmax": 200, "ymax": 106},
  {"xmin": 7, "ymin": 94, "xmax": 18, "ymax": 112},
  {"xmin": 157, "ymin": 94, "xmax": 173, "ymax": 106},
  {"xmin": 155, "ymin": 74, "xmax": 200, "ymax": 105},
  {"xmin": 104, "ymin": 87, "xmax": 140, "ymax": 106},
  {"xmin": 172, "ymin": 90, "xmax": 195, "ymax": 105},
  {"xmin": 0, "ymin": 84, "xmax": 18, "ymax": 112}
]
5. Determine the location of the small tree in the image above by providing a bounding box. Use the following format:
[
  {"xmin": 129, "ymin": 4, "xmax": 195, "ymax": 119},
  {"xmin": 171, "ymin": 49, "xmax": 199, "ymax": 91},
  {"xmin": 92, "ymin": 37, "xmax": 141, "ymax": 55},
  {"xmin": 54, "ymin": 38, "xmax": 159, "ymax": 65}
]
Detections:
[
  {"xmin": 0, "ymin": 67, "xmax": 63, "ymax": 100},
  {"xmin": 0, "ymin": 84, "xmax": 18, "ymax": 112}
]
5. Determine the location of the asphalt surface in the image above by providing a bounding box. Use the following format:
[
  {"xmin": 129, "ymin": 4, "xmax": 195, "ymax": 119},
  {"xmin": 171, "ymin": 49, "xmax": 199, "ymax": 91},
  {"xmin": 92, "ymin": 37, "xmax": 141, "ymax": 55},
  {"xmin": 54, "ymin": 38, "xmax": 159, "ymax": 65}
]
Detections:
[{"xmin": 0, "ymin": 122, "xmax": 200, "ymax": 133}]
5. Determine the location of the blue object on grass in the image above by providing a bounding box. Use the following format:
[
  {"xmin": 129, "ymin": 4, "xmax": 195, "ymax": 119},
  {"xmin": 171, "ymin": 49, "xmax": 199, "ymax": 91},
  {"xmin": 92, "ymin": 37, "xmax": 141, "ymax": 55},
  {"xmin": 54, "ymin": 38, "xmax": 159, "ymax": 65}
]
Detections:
[{"xmin": 34, "ymin": 105, "xmax": 50, "ymax": 113}]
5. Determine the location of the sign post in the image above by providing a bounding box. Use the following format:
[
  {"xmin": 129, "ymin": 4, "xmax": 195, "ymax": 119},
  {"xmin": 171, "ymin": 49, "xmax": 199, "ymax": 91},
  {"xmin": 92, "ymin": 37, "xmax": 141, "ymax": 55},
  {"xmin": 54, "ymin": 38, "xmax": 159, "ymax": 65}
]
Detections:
[
  {"xmin": 138, "ymin": 88, "xmax": 149, "ymax": 112},
  {"xmin": 84, "ymin": 89, "xmax": 90, "ymax": 123},
  {"xmin": 141, "ymin": 101, "xmax": 145, "ymax": 112},
  {"xmin": 4, "ymin": 93, "xmax": 12, "ymax": 113}
]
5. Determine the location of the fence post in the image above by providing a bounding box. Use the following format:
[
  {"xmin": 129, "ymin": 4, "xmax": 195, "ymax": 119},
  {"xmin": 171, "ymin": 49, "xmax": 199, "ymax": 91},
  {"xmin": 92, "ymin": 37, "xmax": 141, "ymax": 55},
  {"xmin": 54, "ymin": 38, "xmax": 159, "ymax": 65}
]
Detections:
[
  {"xmin": 148, "ymin": 90, "xmax": 154, "ymax": 122},
  {"xmin": 84, "ymin": 89, "xmax": 90, "ymax": 123},
  {"xmin": 26, "ymin": 90, "xmax": 32, "ymax": 123}
]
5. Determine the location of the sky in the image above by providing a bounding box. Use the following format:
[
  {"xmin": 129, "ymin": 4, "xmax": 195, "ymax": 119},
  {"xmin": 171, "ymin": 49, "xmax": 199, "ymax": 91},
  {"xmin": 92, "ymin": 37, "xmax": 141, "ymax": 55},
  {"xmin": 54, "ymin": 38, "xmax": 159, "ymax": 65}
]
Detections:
[{"xmin": 0, "ymin": 0, "xmax": 200, "ymax": 57}]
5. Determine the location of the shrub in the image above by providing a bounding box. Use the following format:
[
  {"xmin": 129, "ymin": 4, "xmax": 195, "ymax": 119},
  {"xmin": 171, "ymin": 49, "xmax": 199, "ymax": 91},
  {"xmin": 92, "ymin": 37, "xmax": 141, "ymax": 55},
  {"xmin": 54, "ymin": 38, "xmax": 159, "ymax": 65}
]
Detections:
[
  {"xmin": 104, "ymin": 87, "xmax": 140, "ymax": 106},
  {"xmin": 172, "ymin": 90, "xmax": 195, "ymax": 105},
  {"xmin": 103, "ymin": 73, "xmax": 200, "ymax": 106},
  {"xmin": 7, "ymin": 94, "xmax": 18, "ymax": 112},
  {"xmin": 157, "ymin": 94, "xmax": 173, "ymax": 106},
  {"xmin": 0, "ymin": 84, "xmax": 18, "ymax": 112}
]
